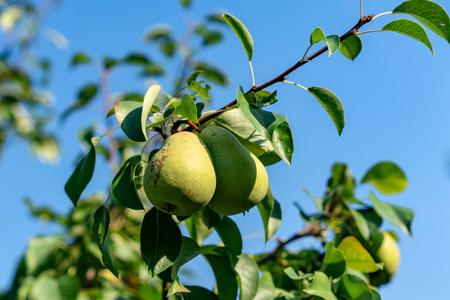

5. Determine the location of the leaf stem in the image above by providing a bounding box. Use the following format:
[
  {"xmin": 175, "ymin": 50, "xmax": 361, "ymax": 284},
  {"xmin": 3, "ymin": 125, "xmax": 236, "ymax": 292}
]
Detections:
[
  {"xmin": 249, "ymin": 60, "xmax": 256, "ymax": 87},
  {"xmin": 360, "ymin": 0, "xmax": 363, "ymax": 20},
  {"xmin": 371, "ymin": 11, "xmax": 393, "ymax": 22},
  {"xmin": 283, "ymin": 80, "xmax": 308, "ymax": 92},
  {"xmin": 95, "ymin": 125, "xmax": 120, "ymax": 145},
  {"xmin": 356, "ymin": 29, "xmax": 383, "ymax": 35},
  {"xmin": 301, "ymin": 44, "xmax": 313, "ymax": 62}
]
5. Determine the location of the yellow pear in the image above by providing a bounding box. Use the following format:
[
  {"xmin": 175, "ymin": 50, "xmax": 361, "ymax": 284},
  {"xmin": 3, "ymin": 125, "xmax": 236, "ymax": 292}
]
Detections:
[
  {"xmin": 369, "ymin": 231, "xmax": 401, "ymax": 286},
  {"xmin": 143, "ymin": 132, "xmax": 216, "ymax": 216},
  {"xmin": 199, "ymin": 126, "xmax": 269, "ymax": 215}
]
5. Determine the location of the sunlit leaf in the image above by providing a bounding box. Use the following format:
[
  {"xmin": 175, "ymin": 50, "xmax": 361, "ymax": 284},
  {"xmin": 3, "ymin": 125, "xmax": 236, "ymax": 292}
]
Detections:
[
  {"xmin": 222, "ymin": 14, "xmax": 254, "ymax": 60},
  {"xmin": 320, "ymin": 242, "xmax": 346, "ymax": 278},
  {"xmin": 310, "ymin": 27, "xmax": 340, "ymax": 57},
  {"xmin": 382, "ymin": 19, "xmax": 433, "ymax": 55},
  {"xmin": 339, "ymin": 35, "xmax": 362, "ymax": 61},
  {"xmin": 303, "ymin": 271, "xmax": 337, "ymax": 300},
  {"xmin": 176, "ymin": 94, "xmax": 198, "ymax": 123},
  {"xmin": 257, "ymin": 188, "xmax": 282, "ymax": 244},
  {"xmin": 308, "ymin": 86, "xmax": 345, "ymax": 136},
  {"xmin": 362, "ymin": 162, "xmax": 408, "ymax": 194},
  {"xmin": 337, "ymin": 237, "xmax": 380, "ymax": 273},
  {"xmin": 235, "ymin": 254, "xmax": 259, "ymax": 300}
]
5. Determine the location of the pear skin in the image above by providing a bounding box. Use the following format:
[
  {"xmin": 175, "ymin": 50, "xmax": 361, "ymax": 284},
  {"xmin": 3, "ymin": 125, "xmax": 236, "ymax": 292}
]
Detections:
[
  {"xmin": 200, "ymin": 126, "xmax": 269, "ymax": 215},
  {"xmin": 143, "ymin": 132, "xmax": 216, "ymax": 216},
  {"xmin": 369, "ymin": 232, "xmax": 400, "ymax": 286}
]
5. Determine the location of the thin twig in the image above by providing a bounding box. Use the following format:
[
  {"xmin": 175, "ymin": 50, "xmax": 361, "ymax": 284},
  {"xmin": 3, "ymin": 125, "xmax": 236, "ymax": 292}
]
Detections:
[
  {"xmin": 187, "ymin": 120, "xmax": 202, "ymax": 133},
  {"xmin": 178, "ymin": 14, "xmax": 375, "ymax": 132}
]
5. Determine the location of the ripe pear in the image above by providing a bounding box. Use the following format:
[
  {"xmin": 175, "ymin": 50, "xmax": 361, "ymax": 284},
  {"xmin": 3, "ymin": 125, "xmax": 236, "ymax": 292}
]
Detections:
[
  {"xmin": 143, "ymin": 132, "xmax": 216, "ymax": 216},
  {"xmin": 369, "ymin": 231, "xmax": 400, "ymax": 286},
  {"xmin": 199, "ymin": 126, "xmax": 269, "ymax": 215}
]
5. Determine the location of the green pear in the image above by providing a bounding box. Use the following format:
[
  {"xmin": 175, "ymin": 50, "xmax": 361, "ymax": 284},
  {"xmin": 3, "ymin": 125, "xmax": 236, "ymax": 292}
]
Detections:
[
  {"xmin": 369, "ymin": 231, "xmax": 400, "ymax": 286},
  {"xmin": 199, "ymin": 126, "xmax": 269, "ymax": 215},
  {"xmin": 143, "ymin": 132, "xmax": 216, "ymax": 216}
]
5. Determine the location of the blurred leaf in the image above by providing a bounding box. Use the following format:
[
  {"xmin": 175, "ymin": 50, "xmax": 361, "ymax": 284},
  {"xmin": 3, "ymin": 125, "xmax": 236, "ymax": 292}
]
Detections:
[
  {"xmin": 351, "ymin": 208, "xmax": 382, "ymax": 241},
  {"xmin": 111, "ymin": 155, "xmax": 144, "ymax": 210},
  {"xmin": 303, "ymin": 271, "xmax": 337, "ymax": 300},
  {"xmin": 308, "ymin": 86, "xmax": 345, "ymax": 136},
  {"xmin": 393, "ymin": 0, "xmax": 450, "ymax": 43},
  {"xmin": 370, "ymin": 192, "xmax": 414, "ymax": 235},
  {"xmin": 122, "ymin": 53, "xmax": 151, "ymax": 66},
  {"xmin": 144, "ymin": 26, "xmax": 172, "ymax": 41},
  {"xmin": 93, "ymin": 206, "xmax": 119, "ymax": 277},
  {"xmin": 70, "ymin": 51, "xmax": 91, "ymax": 67},
  {"xmin": 141, "ymin": 208, "xmax": 182, "ymax": 279},
  {"xmin": 25, "ymin": 237, "xmax": 60, "ymax": 275},
  {"xmin": 141, "ymin": 84, "xmax": 161, "ymax": 140},
  {"xmin": 196, "ymin": 26, "xmax": 223, "ymax": 46},
  {"xmin": 178, "ymin": 286, "xmax": 219, "ymax": 300},
  {"xmin": 337, "ymin": 237, "xmax": 380, "ymax": 273},
  {"xmin": 362, "ymin": 162, "xmax": 408, "ymax": 194},
  {"xmin": 31, "ymin": 135, "xmax": 58, "ymax": 161},
  {"xmin": 237, "ymin": 86, "xmax": 293, "ymax": 166},
  {"xmin": 294, "ymin": 202, "xmax": 327, "ymax": 223},
  {"xmin": 340, "ymin": 35, "xmax": 362, "ymax": 61},
  {"xmin": 64, "ymin": 144, "xmax": 96, "ymax": 206},
  {"xmin": 310, "ymin": 27, "xmax": 340, "ymax": 57},
  {"xmin": 185, "ymin": 211, "xmax": 213, "ymax": 245},
  {"xmin": 103, "ymin": 56, "xmax": 118, "ymax": 69},
  {"xmin": 253, "ymin": 272, "xmax": 276, "ymax": 300},
  {"xmin": 176, "ymin": 94, "xmax": 198, "ymax": 123},
  {"xmin": 257, "ymin": 188, "xmax": 282, "ymax": 244},
  {"xmin": 382, "ymin": 19, "xmax": 433, "ymax": 55},
  {"xmin": 148, "ymin": 107, "xmax": 175, "ymax": 128},
  {"xmin": 195, "ymin": 63, "xmax": 228, "ymax": 85},
  {"xmin": 61, "ymin": 84, "xmax": 98, "ymax": 121},
  {"xmin": 336, "ymin": 274, "xmax": 375, "ymax": 300},
  {"xmin": 196, "ymin": 102, "xmax": 205, "ymax": 119},
  {"xmin": 114, "ymin": 101, "xmax": 146, "ymax": 142},
  {"xmin": 235, "ymin": 254, "xmax": 259, "ymax": 300},
  {"xmin": 29, "ymin": 275, "xmax": 77, "ymax": 300},
  {"xmin": 180, "ymin": 0, "xmax": 191, "ymax": 7},
  {"xmin": 283, "ymin": 267, "xmax": 313, "ymax": 280},
  {"xmin": 222, "ymin": 14, "xmax": 254, "ymax": 61},
  {"xmin": 187, "ymin": 71, "xmax": 211, "ymax": 99},
  {"xmin": 201, "ymin": 206, "xmax": 223, "ymax": 229},
  {"xmin": 320, "ymin": 242, "xmax": 346, "ymax": 278},
  {"xmin": 214, "ymin": 216, "xmax": 242, "ymax": 256}
]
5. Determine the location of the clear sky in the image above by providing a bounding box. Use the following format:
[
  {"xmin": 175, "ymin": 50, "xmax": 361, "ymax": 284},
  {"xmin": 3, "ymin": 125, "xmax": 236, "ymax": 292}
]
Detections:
[{"xmin": 1, "ymin": 0, "xmax": 450, "ymax": 299}]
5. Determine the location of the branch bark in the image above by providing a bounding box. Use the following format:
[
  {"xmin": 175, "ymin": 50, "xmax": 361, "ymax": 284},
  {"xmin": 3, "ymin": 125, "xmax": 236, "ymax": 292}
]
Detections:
[{"xmin": 177, "ymin": 14, "xmax": 374, "ymax": 132}]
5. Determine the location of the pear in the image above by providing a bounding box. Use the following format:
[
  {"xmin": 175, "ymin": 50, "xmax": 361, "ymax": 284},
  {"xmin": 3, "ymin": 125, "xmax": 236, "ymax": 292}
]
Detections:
[
  {"xmin": 143, "ymin": 132, "xmax": 216, "ymax": 216},
  {"xmin": 369, "ymin": 231, "xmax": 400, "ymax": 286},
  {"xmin": 199, "ymin": 126, "xmax": 269, "ymax": 215}
]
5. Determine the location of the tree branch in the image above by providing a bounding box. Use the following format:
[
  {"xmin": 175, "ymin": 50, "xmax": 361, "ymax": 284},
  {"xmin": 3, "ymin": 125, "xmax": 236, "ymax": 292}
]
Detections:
[
  {"xmin": 256, "ymin": 223, "xmax": 322, "ymax": 265},
  {"xmin": 177, "ymin": 14, "xmax": 374, "ymax": 132}
]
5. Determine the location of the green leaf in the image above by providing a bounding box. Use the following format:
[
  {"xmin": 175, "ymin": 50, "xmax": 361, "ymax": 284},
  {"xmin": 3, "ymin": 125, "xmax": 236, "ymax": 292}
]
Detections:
[
  {"xmin": 170, "ymin": 237, "xmax": 201, "ymax": 281},
  {"xmin": 140, "ymin": 208, "xmax": 182, "ymax": 279},
  {"xmin": 235, "ymin": 254, "xmax": 259, "ymax": 300},
  {"xmin": 114, "ymin": 101, "xmax": 146, "ymax": 142},
  {"xmin": 122, "ymin": 53, "xmax": 151, "ymax": 66},
  {"xmin": 29, "ymin": 275, "xmax": 77, "ymax": 300},
  {"xmin": 187, "ymin": 71, "xmax": 211, "ymax": 99},
  {"xmin": 184, "ymin": 211, "xmax": 213, "ymax": 245},
  {"xmin": 339, "ymin": 35, "xmax": 362, "ymax": 61},
  {"xmin": 257, "ymin": 188, "xmax": 282, "ymax": 244},
  {"xmin": 393, "ymin": 0, "xmax": 450, "ymax": 43},
  {"xmin": 303, "ymin": 271, "xmax": 337, "ymax": 300},
  {"xmin": 308, "ymin": 86, "xmax": 345, "ymax": 136},
  {"xmin": 93, "ymin": 206, "xmax": 109, "ymax": 245},
  {"xmin": 31, "ymin": 135, "xmax": 59, "ymax": 161},
  {"xmin": 176, "ymin": 94, "xmax": 199, "ymax": 123},
  {"xmin": 61, "ymin": 83, "xmax": 98, "ymax": 121},
  {"xmin": 294, "ymin": 202, "xmax": 327, "ymax": 223},
  {"xmin": 25, "ymin": 237, "xmax": 60, "ymax": 275},
  {"xmin": 195, "ymin": 63, "xmax": 228, "ymax": 85},
  {"xmin": 237, "ymin": 86, "xmax": 294, "ymax": 166},
  {"xmin": 253, "ymin": 272, "xmax": 276, "ymax": 300},
  {"xmin": 167, "ymin": 278, "xmax": 190, "ymax": 297},
  {"xmin": 310, "ymin": 28, "xmax": 340, "ymax": 57},
  {"xmin": 178, "ymin": 286, "xmax": 219, "ymax": 300},
  {"xmin": 142, "ymin": 84, "xmax": 161, "ymax": 140},
  {"xmin": 202, "ymin": 246, "xmax": 238, "ymax": 300},
  {"xmin": 214, "ymin": 216, "xmax": 242, "ymax": 256},
  {"xmin": 201, "ymin": 206, "xmax": 223, "ymax": 229},
  {"xmin": 362, "ymin": 161, "xmax": 408, "ymax": 194},
  {"xmin": 70, "ymin": 51, "xmax": 91, "ymax": 67},
  {"xmin": 101, "ymin": 240, "xmax": 119, "ymax": 278},
  {"xmin": 148, "ymin": 107, "xmax": 176, "ymax": 128},
  {"xmin": 64, "ymin": 144, "xmax": 96, "ymax": 206},
  {"xmin": 351, "ymin": 208, "xmax": 382, "ymax": 241},
  {"xmin": 382, "ymin": 19, "xmax": 433, "ymax": 55},
  {"xmin": 337, "ymin": 237, "xmax": 380, "ymax": 273},
  {"xmin": 111, "ymin": 155, "xmax": 143, "ymax": 210},
  {"xmin": 283, "ymin": 267, "xmax": 313, "ymax": 280},
  {"xmin": 320, "ymin": 242, "xmax": 346, "ymax": 278},
  {"xmin": 222, "ymin": 13, "xmax": 254, "ymax": 61},
  {"xmin": 336, "ymin": 274, "xmax": 374, "ymax": 300},
  {"xmin": 370, "ymin": 192, "xmax": 414, "ymax": 235}
]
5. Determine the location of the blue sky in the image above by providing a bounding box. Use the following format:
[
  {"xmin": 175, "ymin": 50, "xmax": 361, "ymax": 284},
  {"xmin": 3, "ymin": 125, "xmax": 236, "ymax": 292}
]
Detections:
[{"xmin": 1, "ymin": 0, "xmax": 450, "ymax": 299}]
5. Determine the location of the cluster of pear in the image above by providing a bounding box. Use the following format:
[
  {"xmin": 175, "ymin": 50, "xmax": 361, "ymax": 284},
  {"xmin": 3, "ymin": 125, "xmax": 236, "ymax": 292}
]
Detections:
[{"xmin": 143, "ymin": 126, "xmax": 269, "ymax": 216}]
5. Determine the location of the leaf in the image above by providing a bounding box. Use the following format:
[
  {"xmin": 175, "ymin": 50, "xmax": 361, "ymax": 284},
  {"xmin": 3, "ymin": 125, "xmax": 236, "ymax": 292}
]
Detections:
[
  {"xmin": 303, "ymin": 271, "xmax": 337, "ymax": 300},
  {"xmin": 201, "ymin": 206, "xmax": 223, "ymax": 229},
  {"xmin": 339, "ymin": 35, "xmax": 362, "ymax": 61},
  {"xmin": 167, "ymin": 278, "xmax": 190, "ymax": 296},
  {"xmin": 393, "ymin": 0, "xmax": 450, "ymax": 43},
  {"xmin": 184, "ymin": 211, "xmax": 213, "ymax": 245},
  {"xmin": 141, "ymin": 84, "xmax": 161, "ymax": 140},
  {"xmin": 336, "ymin": 274, "xmax": 374, "ymax": 300},
  {"xmin": 170, "ymin": 237, "xmax": 201, "ymax": 281},
  {"xmin": 214, "ymin": 216, "xmax": 242, "ymax": 256},
  {"xmin": 29, "ymin": 275, "xmax": 77, "ymax": 300},
  {"xmin": 179, "ymin": 286, "xmax": 219, "ymax": 300},
  {"xmin": 382, "ymin": 19, "xmax": 433, "ymax": 55},
  {"xmin": 61, "ymin": 84, "xmax": 98, "ymax": 121},
  {"xmin": 195, "ymin": 63, "xmax": 228, "ymax": 85},
  {"xmin": 114, "ymin": 101, "xmax": 146, "ymax": 142},
  {"xmin": 235, "ymin": 254, "xmax": 259, "ymax": 300},
  {"xmin": 176, "ymin": 94, "xmax": 198, "ymax": 123},
  {"xmin": 101, "ymin": 240, "xmax": 119, "ymax": 277},
  {"xmin": 31, "ymin": 135, "xmax": 59, "ymax": 161},
  {"xmin": 140, "ymin": 208, "xmax": 182, "ymax": 279},
  {"xmin": 337, "ymin": 237, "xmax": 381, "ymax": 273},
  {"xmin": 122, "ymin": 53, "xmax": 151, "ymax": 66},
  {"xmin": 187, "ymin": 71, "xmax": 211, "ymax": 99},
  {"xmin": 148, "ymin": 107, "xmax": 176, "ymax": 128},
  {"xmin": 294, "ymin": 202, "xmax": 327, "ymax": 223},
  {"xmin": 370, "ymin": 192, "xmax": 414, "ymax": 235},
  {"xmin": 310, "ymin": 28, "xmax": 340, "ymax": 57},
  {"xmin": 253, "ymin": 272, "xmax": 276, "ymax": 300},
  {"xmin": 70, "ymin": 51, "xmax": 91, "ymax": 67},
  {"xmin": 111, "ymin": 156, "xmax": 143, "ymax": 210},
  {"xmin": 283, "ymin": 267, "xmax": 313, "ymax": 280},
  {"xmin": 320, "ymin": 242, "xmax": 346, "ymax": 278},
  {"xmin": 257, "ymin": 188, "xmax": 282, "ymax": 244},
  {"xmin": 237, "ymin": 86, "xmax": 293, "ymax": 166},
  {"xmin": 222, "ymin": 13, "xmax": 254, "ymax": 60},
  {"xmin": 362, "ymin": 162, "xmax": 408, "ymax": 194},
  {"xmin": 202, "ymin": 246, "xmax": 238, "ymax": 300},
  {"xmin": 307, "ymin": 86, "xmax": 345, "ymax": 136},
  {"xmin": 351, "ymin": 208, "xmax": 382, "ymax": 241},
  {"xmin": 64, "ymin": 144, "xmax": 96, "ymax": 206},
  {"xmin": 25, "ymin": 237, "xmax": 60, "ymax": 275}
]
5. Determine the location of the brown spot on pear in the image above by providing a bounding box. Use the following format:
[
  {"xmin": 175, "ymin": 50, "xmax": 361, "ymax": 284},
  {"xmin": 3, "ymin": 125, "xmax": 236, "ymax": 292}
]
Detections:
[
  {"xmin": 200, "ymin": 126, "xmax": 269, "ymax": 215},
  {"xmin": 143, "ymin": 132, "xmax": 216, "ymax": 216}
]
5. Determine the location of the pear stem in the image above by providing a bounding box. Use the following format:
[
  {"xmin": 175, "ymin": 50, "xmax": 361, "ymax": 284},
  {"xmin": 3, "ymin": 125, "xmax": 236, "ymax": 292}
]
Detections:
[{"xmin": 187, "ymin": 120, "xmax": 202, "ymax": 133}]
